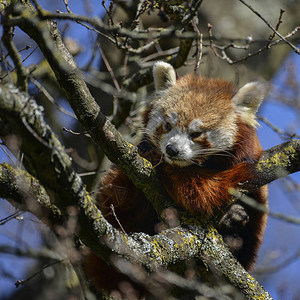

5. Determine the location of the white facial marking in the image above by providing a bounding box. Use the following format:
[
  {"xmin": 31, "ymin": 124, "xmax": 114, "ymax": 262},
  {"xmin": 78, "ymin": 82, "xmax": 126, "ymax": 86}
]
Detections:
[
  {"xmin": 189, "ymin": 119, "xmax": 203, "ymax": 132},
  {"xmin": 206, "ymin": 123, "xmax": 237, "ymax": 150},
  {"xmin": 147, "ymin": 112, "xmax": 238, "ymax": 167},
  {"xmin": 168, "ymin": 112, "xmax": 178, "ymax": 126},
  {"xmin": 160, "ymin": 128, "xmax": 201, "ymax": 166},
  {"xmin": 146, "ymin": 110, "xmax": 164, "ymax": 144}
]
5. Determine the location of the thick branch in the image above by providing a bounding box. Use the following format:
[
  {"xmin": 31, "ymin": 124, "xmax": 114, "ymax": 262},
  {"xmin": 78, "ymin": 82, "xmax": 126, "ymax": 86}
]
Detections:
[
  {"xmin": 0, "ymin": 84, "xmax": 115, "ymax": 262},
  {"xmin": 0, "ymin": 158, "xmax": 272, "ymax": 298},
  {"xmin": 0, "ymin": 163, "xmax": 62, "ymax": 224},
  {"xmin": 250, "ymin": 139, "xmax": 300, "ymax": 189},
  {"xmin": 3, "ymin": 2, "xmax": 173, "ymax": 215},
  {"xmin": 0, "ymin": 80, "xmax": 272, "ymax": 299},
  {"xmin": 0, "ymin": 83, "xmax": 192, "ymax": 268},
  {"xmin": 0, "ymin": 3, "xmax": 289, "ymax": 298}
]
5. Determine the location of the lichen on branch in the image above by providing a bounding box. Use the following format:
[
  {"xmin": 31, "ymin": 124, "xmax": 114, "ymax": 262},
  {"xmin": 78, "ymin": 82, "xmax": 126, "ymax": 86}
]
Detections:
[
  {"xmin": 2, "ymin": 1, "xmax": 299, "ymax": 298},
  {"xmin": 0, "ymin": 79, "xmax": 272, "ymax": 299}
]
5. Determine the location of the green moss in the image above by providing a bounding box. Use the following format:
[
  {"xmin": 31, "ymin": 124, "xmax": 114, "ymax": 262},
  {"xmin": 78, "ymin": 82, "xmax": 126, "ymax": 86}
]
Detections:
[
  {"xmin": 0, "ymin": 0, "xmax": 12, "ymax": 12},
  {"xmin": 258, "ymin": 145, "xmax": 296, "ymax": 171},
  {"xmin": 152, "ymin": 239, "xmax": 163, "ymax": 258},
  {"xmin": 237, "ymin": 274, "xmax": 267, "ymax": 299}
]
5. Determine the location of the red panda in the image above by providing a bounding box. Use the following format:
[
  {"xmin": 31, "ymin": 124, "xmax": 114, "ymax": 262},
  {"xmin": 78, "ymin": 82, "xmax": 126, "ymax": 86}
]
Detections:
[{"xmin": 85, "ymin": 62, "xmax": 268, "ymax": 293}]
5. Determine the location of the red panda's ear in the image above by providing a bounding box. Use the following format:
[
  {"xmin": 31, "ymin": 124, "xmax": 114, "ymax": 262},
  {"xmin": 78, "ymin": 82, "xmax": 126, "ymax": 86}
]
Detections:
[
  {"xmin": 153, "ymin": 61, "xmax": 176, "ymax": 91},
  {"xmin": 232, "ymin": 82, "xmax": 267, "ymax": 127}
]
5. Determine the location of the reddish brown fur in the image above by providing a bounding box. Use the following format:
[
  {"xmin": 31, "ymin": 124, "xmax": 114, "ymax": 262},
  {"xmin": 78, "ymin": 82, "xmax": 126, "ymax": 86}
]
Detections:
[
  {"xmin": 154, "ymin": 74, "xmax": 237, "ymax": 130},
  {"xmin": 84, "ymin": 167, "xmax": 158, "ymax": 294},
  {"xmin": 159, "ymin": 120, "xmax": 267, "ymax": 271},
  {"xmin": 85, "ymin": 136, "xmax": 267, "ymax": 292},
  {"xmin": 97, "ymin": 166, "xmax": 158, "ymax": 233},
  {"xmin": 85, "ymin": 73, "xmax": 268, "ymax": 294},
  {"xmin": 162, "ymin": 162, "xmax": 255, "ymax": 215}
]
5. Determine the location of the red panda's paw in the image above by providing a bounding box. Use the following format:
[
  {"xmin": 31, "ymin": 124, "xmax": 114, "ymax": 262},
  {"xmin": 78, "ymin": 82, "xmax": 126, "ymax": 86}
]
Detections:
[
  {"xmin": 218, "ymin": 204, "xmax": 249, "ymax": 232},
  {"xmin": 137, "ymin": 139, "xmax": 154, "ymax": 156},
  {"xmin": 137, "ymin": 139, "xmax": 162, "ymax": 166},
  {"xmin": 222, "ymin": 233, "xmax": 244, "ymax": 254}
]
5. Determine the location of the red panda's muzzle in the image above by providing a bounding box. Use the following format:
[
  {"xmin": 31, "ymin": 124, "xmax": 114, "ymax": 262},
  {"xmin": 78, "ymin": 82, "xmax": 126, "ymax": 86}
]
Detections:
[{"xmin": 166, "ymin": 144, "xmax": 179, "ymax": 157}]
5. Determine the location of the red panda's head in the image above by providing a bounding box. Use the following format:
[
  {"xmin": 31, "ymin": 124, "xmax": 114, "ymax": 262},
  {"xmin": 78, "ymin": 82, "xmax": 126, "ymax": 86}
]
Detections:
[{"xmin": 146, "ymin": 62, "xmax": 266, "ymax": 167}]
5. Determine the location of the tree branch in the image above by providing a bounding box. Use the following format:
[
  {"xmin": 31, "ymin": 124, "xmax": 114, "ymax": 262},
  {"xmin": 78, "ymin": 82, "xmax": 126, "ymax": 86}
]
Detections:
[
  {"xmin": 252, "ymin": 139, "xmax": 300, "ymax": 188},
  {"xmin": 0, "ymin": 163, "xmax": 62, "ymax": 224},
  {"xmin": 2, "ymin": 2, "xmax": 298, "ymax": 298},
  {"xmin": 238, "ymin": 0, "xmax": 300, "ymax": 54},
  {"xmin": 1, "ymin": 25, "xmax": 28, "ymax": 91},
  {"xmin": 0, "ymin": 80, "xmax": 273, "ymax": 299},
  {"xmin": 3, "ymin": 2, "xmax": 174, "ymax": 216}
]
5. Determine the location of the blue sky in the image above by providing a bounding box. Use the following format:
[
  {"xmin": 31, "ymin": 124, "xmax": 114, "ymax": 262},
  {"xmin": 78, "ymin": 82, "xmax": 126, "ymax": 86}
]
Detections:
[{"xmin": 256, "ymin": 50, "xmax": 300, "ymax": 299}]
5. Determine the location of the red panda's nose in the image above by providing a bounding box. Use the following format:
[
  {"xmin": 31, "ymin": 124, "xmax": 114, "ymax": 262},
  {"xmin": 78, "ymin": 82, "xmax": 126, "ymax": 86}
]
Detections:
[{"xmin": 166, "ymin": 144, "xmax": 179, "ymax": 157}]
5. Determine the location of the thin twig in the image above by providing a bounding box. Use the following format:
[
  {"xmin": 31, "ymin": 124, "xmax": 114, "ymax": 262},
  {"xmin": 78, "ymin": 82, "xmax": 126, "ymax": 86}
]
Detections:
[
  {"xmin": 0, "ymin": 211, "xmax": 23, "ymax": 225},
  {"xmin": 0, "ymin": 45, "xmax": 31, "ymax": 62},
  {"xmin": 79, "ymin": 171, "xmax": 101, "ymax": 177},
  {"xmin": 267, "ymin": 8, "xmax": 285, "ymax": 42},
  {"xmin": 96, "ymin": 40, "xmax": 121, "ymax": 92},
  {"xmin": 15, "ymin": 259, "xmax": 64, "ymax": 288},
  {"xmin": 30, "ymin": 77, "xmax": 77, "ymax": 120},
  {"xmin": 258, "ymin": 115, "xmax": 300, "ymax": 139},
  {"xmin": 102, "ymin": 0, "xmax": 114, "ymax": 26},
  {"xmin": 255, "ymin": 249, "xmax": 300, "ymax": 275},
  {"xmin": 192, "ymin": 18, "xmax": 202, "ymax": 74},
  {"xmin": 62, "ymin": 127, "xmax": 90, "ymax": 138},
  {"xmin": 231, "ymin": 189, "xmax": 300, "ymax": 225},
  {"xmin": 0, "ymin": 143, "xmax": 18, "ymax": 167},
  {"xmin": 1, "ymin": 26, "xmax": 28, "ymax": 91},
  {"xmin": 0, "ymin": 46, "xmax": 38, "ymax": 80},
  {"xmin": 110, "ymin": 204, "xmax": 126, "ymax": 234},
  {"xmin": 231, "ymin": 26, "xmax": 300, "ymax": 64},
  {"xmin": 238, "ymin": 0, "xmax": 300, "ymax": 54}
]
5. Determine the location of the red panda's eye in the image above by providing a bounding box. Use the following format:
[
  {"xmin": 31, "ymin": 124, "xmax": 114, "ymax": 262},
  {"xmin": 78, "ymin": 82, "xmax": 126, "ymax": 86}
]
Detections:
[
  {"xmin": 190, "ymin": 132, "xmax": 202, "ymax": 139},
  {"xmin": 164, "ymin": 122, "xmax": 172, "ymax": 132}
]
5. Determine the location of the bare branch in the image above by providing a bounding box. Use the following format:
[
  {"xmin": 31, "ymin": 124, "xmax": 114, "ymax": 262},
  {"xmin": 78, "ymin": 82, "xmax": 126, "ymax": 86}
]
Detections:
[
  {"xmin": 0, "ymin": 163, "xmax": 62, "ymax": 224},
  {"xmin": 0, "ymin": 79, "xmax": 273, "ymax": 299},
  {"xmin": 231, "ymin": 189, "xmax": 300, "ymax": 225},
  {"xmin": 238, "ymin": 0, "xmax": 300, "ymax": 54},
  {"xmin": 1, "ymin": 1, "xmax": 299, "ymax": 298},
  {"xmin": 1, "ymin": 25, "xmax": 28, "ymax": 91}
]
